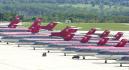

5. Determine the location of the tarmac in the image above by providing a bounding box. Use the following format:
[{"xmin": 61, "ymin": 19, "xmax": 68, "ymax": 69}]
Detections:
[{"xmin": 0, "ymin": 43, "xmax": 129, "ymax": 70}]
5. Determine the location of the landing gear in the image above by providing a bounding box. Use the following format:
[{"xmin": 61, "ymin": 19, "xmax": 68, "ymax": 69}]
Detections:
[
  {"xmin": 83, "ymin": 56, "xmax": 85, "ymax": 59},
  {"xmin": 64, "ymin": 53, "xmax": 66, "ymax": 56},
  {"xmin": 72, "ymin": 55, "xmax": 80, "ymax": 59},
  {"xmin": 33, "ymin": 47, "xmax": 35, "ymax": 50},
  {"xmin": 47, "ymin": 50, "xmax": 50, "ymax": 53},
  {"xmin": 18, "ymin": 44, "xmax": 20, "ymax": 47},
  {"xmin": 120, "ymin": 63, "xmax": 122, "ymax": 67},
  {"xmin": 7, "ymin": 42, "xmax": 9, "ymax": 45},
  {"xmin": 42, "ymin": 52, "xmax": 47, "ymax": 57},
  {"xmin": 105, "ymin": 60, "xmax": 107, "ymax": 63}
]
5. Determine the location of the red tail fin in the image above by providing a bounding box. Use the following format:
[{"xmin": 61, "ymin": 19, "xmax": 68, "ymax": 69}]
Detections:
[
  {"xmin": 61, "ymin": 26, "xmax": 76, "ymax": 33},
  {"xmin": 100, "ymin": 30, "xmax": 110, "ymax": 38},
  {"xmin": 50, "ymin": 26, "xmax": 78, "ymax": 37},
  {"xmin": 8, "ymin": 16, "xmax": 20, "ymax": 28},
  {"xmin": 113, "ymin": 32, "xmax": 123, "ymax": 40},
  {"xmin": 97, "ymin": 38, "xmax": 109, "ymax": 46},
  {"xmin": 41, "ymin": 22, "xmax": 58, "ymax": 31},
  {"xmin": 86, "ymin": 28, "xmax": 96, "ymax": 35},
  {"xmin": 29, "ymin": 18, "xmax": 43, "ymax": 29},
  {"xmin": 50, "ymin": 26, "xmax": 70, "ymax": 37},
  {"xmin": 28, "ymin": 18, "xmax": 43, "ymax": 33},
  {"xmin": 115, "ymin": 39, "xmax": 128, "ymax": 47},
  {"xmin": 64, "ymin": 34, "xmax": 75, "ymax": 41},
  {"xmin": 80, "ymin": 35, "xmax": 91, "ymax": 43}
]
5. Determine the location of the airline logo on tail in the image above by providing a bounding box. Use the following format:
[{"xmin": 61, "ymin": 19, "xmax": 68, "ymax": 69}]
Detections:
[{"xmin": 8, "ymin": 16, "xmax": 21, "ymax": 28}]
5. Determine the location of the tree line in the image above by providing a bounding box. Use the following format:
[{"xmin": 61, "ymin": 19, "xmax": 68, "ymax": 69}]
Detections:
[{"xmin": 0, "ymin": 0, "xmax": 129, "ymax": 23}]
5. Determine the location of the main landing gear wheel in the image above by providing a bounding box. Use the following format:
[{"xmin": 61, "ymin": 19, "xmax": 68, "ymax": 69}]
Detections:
[
  {"xmin": 42, "ymin": 52, "xmax": 47, "ymax": 57},
  {"xmin": 72, "ymin": 55, "xmax": 80, "ymax": 59}
]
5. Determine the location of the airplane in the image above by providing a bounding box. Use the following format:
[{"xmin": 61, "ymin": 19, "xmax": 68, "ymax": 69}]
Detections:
[
  {"xmin": 0, "ymin": 26, "xmax": 78, "ymax": 45},
  {"xmin": 116, "ymin": 56, "xmax": 129, "ymax": 67}
]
